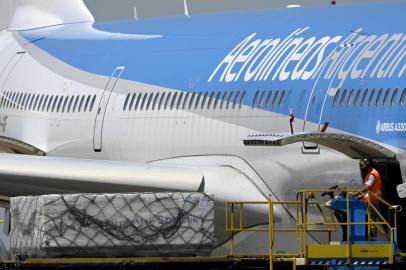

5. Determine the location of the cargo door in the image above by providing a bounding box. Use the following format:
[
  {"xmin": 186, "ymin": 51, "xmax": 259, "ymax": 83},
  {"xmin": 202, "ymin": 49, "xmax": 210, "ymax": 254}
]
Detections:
[
  {"xmin": 93, "ymin": 66, "xmax": 125, "ymax": 152},
  {"xmin": 302, "ymin": 41, "xmax": 357, "ymax": 151}
]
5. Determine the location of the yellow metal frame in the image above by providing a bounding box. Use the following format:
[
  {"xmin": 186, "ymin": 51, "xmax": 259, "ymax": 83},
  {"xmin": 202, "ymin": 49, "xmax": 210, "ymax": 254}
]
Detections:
[
  {"xmin": 10, "ymin": 189, "xmax": 398, "ymax": 270},
  {"xmin": 226, "ymin": 189, "xmax": 399, "ymax": 268}
]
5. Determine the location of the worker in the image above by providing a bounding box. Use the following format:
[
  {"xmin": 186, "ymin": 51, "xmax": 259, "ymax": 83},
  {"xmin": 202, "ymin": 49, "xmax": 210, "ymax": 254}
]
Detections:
[{"xmin": 358, "ymin": 158, "xmax": 382, "ymax": 239}]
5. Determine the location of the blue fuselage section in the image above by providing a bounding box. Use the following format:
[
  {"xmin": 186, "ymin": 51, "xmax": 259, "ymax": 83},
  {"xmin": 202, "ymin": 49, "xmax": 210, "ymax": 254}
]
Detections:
[{"xmin": 19, "ymin": 1, "xmax": 406, "ymax": 149}]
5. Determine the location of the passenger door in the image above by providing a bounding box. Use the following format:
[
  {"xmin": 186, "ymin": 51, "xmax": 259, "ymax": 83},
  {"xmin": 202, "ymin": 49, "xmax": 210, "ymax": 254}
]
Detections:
[{"xmin": 93, "ymin": 66, "xmax": 125, "ymax": 152}]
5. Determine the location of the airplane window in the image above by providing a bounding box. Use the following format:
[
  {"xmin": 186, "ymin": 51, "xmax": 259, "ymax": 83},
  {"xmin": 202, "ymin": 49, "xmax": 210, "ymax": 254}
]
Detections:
[
  {"xmin": 361, "ymin": 89, "xmax": 368, "ymax": 107},
  {"xmin": 37, "ymin": 95, "xmax": 44, "ymax": 111},
  {"xmin": 72, "ymin": 95, "xmax": 79, "ymax": 112},
  {"xmin": 353, "ymin": 89, "xmax": 361, "ymax": 107},
  {"xmin": 201, "ymin": 92, "xmax": 208, "ymax": 110},
  {"xmin": 33, "ymin": 94, "xmax": 41, "ymax": 111},
  {"xmin": 89, "ymin": 95, "xmax": 96, "ymax": 112},
  {"xmin": 146, "ymin": 92, "xmax": 154, "ymax": 110},
  {"xmin": 12, "ymin": 92, "xmax": 18, "ymax": 109},
  {"xmin": 47, "ymin": 95, "xmax": 54, "ymax": 112},
  {"xmin": 207, "ymin": 92, "xmax": 215, "ymax": 109},
  {"xmin": 9, "ymin": 92, "xmax": 15, "ymax": 109},
  {"xmin": 252, "ymin": 91, "xmax": 259, "ymax": 108},
  {"xmin": 279, "ymin": 90, "xmax": 286, "ymax": 107},
  {"xmin": 391, "ymin": 88, "xmax": 398, "ymax": 107},
  {"xmin": 333, "ymin": 89, "xmax": 340, "ymax": 107},
  {"xmin": 51, "ymin": 95, "xmax": 58, "ymax": 112},
  {"xmin": 0, "ymin": 94, "xmax": 4, "ymax": 108},
  {"xmin": 6, "ymin": 92, "xmax": 11, "ymax": 108},
  {"xmin": 134, "ymin": 93, "xmax": 142, "ymax": 111},
  {"xmin": 265, "ymin": 91, "xmax": 273, "ymax": 108},
  {"xmin": 258, "ymin": 90, "xmax": 266, "ymax": 108},
  {"xmin": 123, "ymin": 93, "xmax": 130, "ymax": 111},
  {"xmin": 213, "ymin": 91, "xmax": 221, "ymax": 109},
  {"xmin": 375, "ymin": 88, "xmax": 383, "ymax": 107},
  {"xmin": 7, "ymin": 92, "xmax": 13, "ymax": 108},
  {"xmin": 67, "ymin": 96, "xmax": 75, "ymax": 113},
  {"xmin": 19, "ymin": 93, "xmax": 26, "ymax": 109},
  {"xmin": 339, "ymin": 89, "xmax": 347, "ymax": 107},
  {"xmin": 164, "ymin": 92, "xmax": 171, "ymax": 110},
  {"xmin": 1, "ymin": 93, "xmax": 6, "ymax": 108},
  {"xmin": 368, "ymin": 89, "xmax": 375, "ymax": 107},
  {"xmin": 189, "ymin": 92, "xmax": 196, "ymax": 110},
  {"xmin": 0, "ymin": 92, "xmax": 6, "ymax": 108},
  {"xmin": 272, "ymin": 90, "xmax": 279, "ymax": 107},
  {"xmin": 158, "ymin": 92, "xmax": 165, "ymax": 110},
  {"xmin": 1, "ymin": 92, "xmax": 9, "ymax": 108},
  {"xmin": 13, "ymin": 92, "xmax": 19, "ymax": 107},
  {"xmin": 170, "ymin": 92, "xmax": 177, "ymax": 110},
  {"xmin": 41, "ymin": 95, "xmax": 48, "ymax": 112},
  {"xmin": 2, "ymin": 92, "xmax": 8, "ymax": 108},
  {"xmin": 83, "ymin": 95, "xmax": 91, "ymax": 112},
  {"xmin": 233, "ymin": 91, "xmax": 240, "ymax": 109},
  {"xmin": 10, "ymin": 92, "xmax": 16, "ymax": 108},
  {"xmin": 347, "ymin": 89, "xmax": 354, "ymax": 107},
  {"xmin": 7, "ymin": 92, "xmax": 14, "ymax": 108},
  {"xmin": 11, "ymin": 92, "xmax": 17, "ymax": 109},
  {"xmin": 51, "ymin": 96, "xmax": 58, "ymax": 112},
  {"xmin": 176, "ymin": 92, "xmax": 183, "ymax": 110},
  {"xmin": 9, "ymin": 92, "xmax": 16, "ymax": 109},
  {"xmin": 56, "ymin": 96, "xmax": 64, "ymax": 113},
  {"xmin": 2, "ymin": 92, "xmax": 10, "ymax": 108},
  {"xmin": 382, "ymin": 88, "xmax": 390, "ymax": 107},
  {"xmin": 239, "ymin": 91, "xmax": 246, "ymax": 109},
  {"xmin": 128, "ymin": 93, "xmax": 136, "ymax": 111},
  {"xmin": 61, "ymin": 96, "xmax": 69, "ymax": 113},
  {"xmin": 29, "ymin": 94, "xmax": 38, "ymax": 111},
  {"xmin": 226, "ymin": 91, "xmax": 234, "ymax": 109},
  {"xmin": 78, "ymin": 95, "xmax": 85, "ymax": 112},
  {"xmin": 17, "ymin": 93, "xmax": 23, "ymax": 110},
  {"xmin": 152, "ymin": 92, "xmax": 160, "ymax": 110},
  {"xmin": 14, "ymin": 93, "xmax": 20, "ymax": 109},
  {"xmin": 140, "ymin": 92, "xmax": 148, "ymax": 110},
  {"xmin": 2, "ymin": 92, "xmax": 7, "ymax": 108},
  {"xmin": 3, "ymin": 92, "xmax": 8, "ymax": 108},
  {"xmin": 400, "ymin": 89, "xmax": 406, "ymax": 106},
  {"xmin": 182, "ymin": 92, "xmax": 190, "ymax": 110},
  {"xmin": 21, "ymin": 93, "xmax": 28, "ymax": 110},
  {"xmin": 220, "ymin": 91, "xmax": 227, "ymax": 109},
  {"xmin": 195, "ymin": 92, "xmax": 202, "ymax": 110},
  {"xmin": 2, "ymin": 93, "xmax": 7, "ymax": 108}
]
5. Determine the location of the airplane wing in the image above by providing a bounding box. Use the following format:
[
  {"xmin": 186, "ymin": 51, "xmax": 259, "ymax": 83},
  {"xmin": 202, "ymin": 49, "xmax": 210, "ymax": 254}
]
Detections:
[
  {"xmin": 0, "ymin": 154, "xmax": 204, "ymax": 207},
  {"xmin": 243, "ymin": 132, "xmax": 396, "ymax": 159}
]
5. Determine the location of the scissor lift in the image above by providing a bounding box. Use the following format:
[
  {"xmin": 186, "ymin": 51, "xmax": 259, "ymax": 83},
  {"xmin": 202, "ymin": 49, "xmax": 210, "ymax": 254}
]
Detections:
[{"xmin": 226, "ymin": 189, "xmax": 401, "ymax": 270}]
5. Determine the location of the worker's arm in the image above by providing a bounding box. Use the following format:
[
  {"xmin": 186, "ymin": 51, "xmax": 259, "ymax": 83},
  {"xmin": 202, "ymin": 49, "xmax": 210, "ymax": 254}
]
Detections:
[
  {"xmin": 354, "ymin": 174, "xmax": 376, "ymax": 197},
  {"xmin": 363, "ymin": 174, "xmax": 376, "ymax": 191}
]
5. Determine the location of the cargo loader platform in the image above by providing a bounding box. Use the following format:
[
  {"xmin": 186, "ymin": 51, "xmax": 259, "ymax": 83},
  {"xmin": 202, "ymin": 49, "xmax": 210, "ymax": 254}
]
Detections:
[{"xmin": 1, "ymin": 190, "xmax": 405, "ymax": 270}]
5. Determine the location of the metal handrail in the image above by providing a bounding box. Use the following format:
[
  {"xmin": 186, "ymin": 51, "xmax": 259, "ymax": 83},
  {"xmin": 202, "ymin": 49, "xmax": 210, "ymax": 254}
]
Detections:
[{"xmin": 225, "ymin": 188, "xmax": 399, "ymax": 268}]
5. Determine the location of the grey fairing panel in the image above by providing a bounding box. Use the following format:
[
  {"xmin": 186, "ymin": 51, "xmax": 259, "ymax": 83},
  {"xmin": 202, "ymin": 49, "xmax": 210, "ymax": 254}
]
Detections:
[
  {"xmin": 0, "ymin": 154, "xmax": 204, "ymax": 199},
  {"xmin": 244, "ymin": 132, "xmax": 396, "ymax": 159}
]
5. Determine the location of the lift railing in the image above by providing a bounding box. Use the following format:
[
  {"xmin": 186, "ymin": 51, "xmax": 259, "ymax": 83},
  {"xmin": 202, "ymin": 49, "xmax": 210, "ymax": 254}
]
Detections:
[{"xmin": 226, "ymin": 189, "xmax": 400, "ymax": 270}]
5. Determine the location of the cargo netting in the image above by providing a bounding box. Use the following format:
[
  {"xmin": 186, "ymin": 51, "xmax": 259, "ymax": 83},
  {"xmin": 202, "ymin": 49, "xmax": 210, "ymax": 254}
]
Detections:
[{"xmin": 11, "ymin": 193, "xmax": 215, "ymax": 259}]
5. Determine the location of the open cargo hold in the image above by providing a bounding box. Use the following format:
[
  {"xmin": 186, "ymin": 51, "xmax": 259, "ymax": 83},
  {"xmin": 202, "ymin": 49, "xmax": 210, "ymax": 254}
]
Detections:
[{"xmin": 10, "ymin": 192, "xmax": 215, "ymax": 259}]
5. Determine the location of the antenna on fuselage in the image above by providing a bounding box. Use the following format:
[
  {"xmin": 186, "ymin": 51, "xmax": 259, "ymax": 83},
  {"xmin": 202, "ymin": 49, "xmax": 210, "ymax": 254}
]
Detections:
[{"xmin": 184, "ymin": 0, "xmax": 190, "ymax": 17}]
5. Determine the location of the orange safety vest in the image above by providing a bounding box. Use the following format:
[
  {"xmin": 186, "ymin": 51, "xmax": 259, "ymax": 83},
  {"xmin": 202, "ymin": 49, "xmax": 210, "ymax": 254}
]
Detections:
[{"xmin": 363, "ymin": 168, "xmax": 382, "ymax": 202}]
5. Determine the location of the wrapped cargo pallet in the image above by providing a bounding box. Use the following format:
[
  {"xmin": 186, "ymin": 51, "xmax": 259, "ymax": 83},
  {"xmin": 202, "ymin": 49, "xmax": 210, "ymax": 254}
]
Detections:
[{"xmin": 10, "ymin": 193, "xmax": 215, "ymax": 259}]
